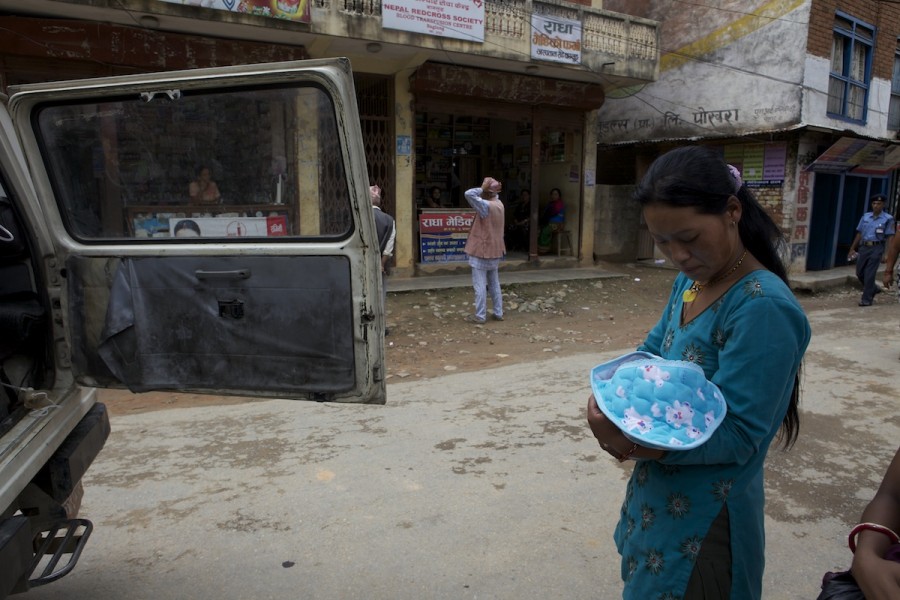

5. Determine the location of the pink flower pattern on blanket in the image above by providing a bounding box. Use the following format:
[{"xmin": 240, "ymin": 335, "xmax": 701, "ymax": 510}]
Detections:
[
  {"xmin": 665, "ymin": 400, "xmax": 694, "ymax": 428},
  {"xmin": 642, "ymin": 364, "xmax": 671, "ymax": 387},
  {"xmin": 622, "ymin": 407, "xmax": 654, "ymax": 434},
  {"xmin": 591, "ymin": 352, "xmax": 727, "ymax": 450}
]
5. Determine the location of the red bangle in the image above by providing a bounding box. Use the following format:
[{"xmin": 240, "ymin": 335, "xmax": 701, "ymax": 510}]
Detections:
[
  {"xmin": 617, "ymin": 442, "xmax": 639, "ymax": 463},
  {"xmin": 849, "ymin": 522, "xmax": 900, "ymax": 553}
]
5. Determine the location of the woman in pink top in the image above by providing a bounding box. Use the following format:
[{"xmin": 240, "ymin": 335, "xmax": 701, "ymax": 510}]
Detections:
[{"xmin": 189, "ymin": 166, "xmax": 221, "ymax": 205}]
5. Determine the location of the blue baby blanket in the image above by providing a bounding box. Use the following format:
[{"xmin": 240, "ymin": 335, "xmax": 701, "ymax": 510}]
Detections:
[{"xmin": 591, "ymin": 351, "xmax": 727, "ymax": 450}]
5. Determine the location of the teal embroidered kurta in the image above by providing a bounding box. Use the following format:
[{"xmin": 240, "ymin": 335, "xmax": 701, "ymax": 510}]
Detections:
[{"xmin": 616, "ymin": 270, "xmax": 811, "ymax": 600}]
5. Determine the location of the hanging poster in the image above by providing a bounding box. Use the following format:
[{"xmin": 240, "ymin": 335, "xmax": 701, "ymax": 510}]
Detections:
[
  {"xmin": 721, "ymin": 142, "xmax": 787, "ymax": 186},
  {"xmin": 158, "ymin": 0, "xmax": 310, "ymax": 23},
  {"xmin": 397, "ymin": 135, "xmax": 412, "ymax": 156},
  {"xmin": 531, "ymin": 14, "xmax": 582, "ymax": 65},
  {"xmin": 383, "ymin": 0, "xmax": 485, "ymax": 42},
  {"xmin": 169, "ymin": 215, "xmax": 288, "ymax": 238},
  {"xmin": 741, "ymin": 145, "xmax": 765, "ymax": 183},
  {"xmin": 131, "ymin": 213, "xmax": 288, "ymax": 238}
]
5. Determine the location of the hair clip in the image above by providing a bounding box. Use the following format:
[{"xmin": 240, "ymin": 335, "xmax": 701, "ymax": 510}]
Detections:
[{"xmin": 727, "ymin": 164, "xmax": 743, "ymax": 193}]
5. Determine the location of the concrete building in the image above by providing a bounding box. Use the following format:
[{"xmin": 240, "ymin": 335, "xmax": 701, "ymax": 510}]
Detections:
[
  {"xmin": 597, "ymin": 0, "xmax": 900, "ymax": 273},
  {"xmin": 0, "ymin": 0, "xmax": 660, "ymax": 277}
]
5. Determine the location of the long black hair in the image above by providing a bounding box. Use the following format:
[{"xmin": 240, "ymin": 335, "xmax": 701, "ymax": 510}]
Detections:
[{"xmin": 634, "ymin": 145, "xmax": 801, "ymax": 448}]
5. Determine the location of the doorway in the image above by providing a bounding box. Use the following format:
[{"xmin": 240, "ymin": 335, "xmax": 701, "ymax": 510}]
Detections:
[{"xmin": 806, "ymin": 172, "xmax": 888, "ymax": 270}]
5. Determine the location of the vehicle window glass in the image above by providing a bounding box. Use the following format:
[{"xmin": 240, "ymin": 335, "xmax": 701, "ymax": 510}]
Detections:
[{"xmin": 34, "ymin": 85, "xmax": 351, "ymax": 241}]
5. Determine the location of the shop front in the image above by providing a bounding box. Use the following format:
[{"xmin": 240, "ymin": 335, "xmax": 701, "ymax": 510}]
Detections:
[
  {"xmin": 410, "ymin": 63, "xmax": 601, "ymax": 265},
  {"xmin": 803, "ymin": 136, "xmax": 900, "ymax": 270}
]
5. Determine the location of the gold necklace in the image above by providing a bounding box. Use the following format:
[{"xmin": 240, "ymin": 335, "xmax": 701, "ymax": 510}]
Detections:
[{"xmin": 682, "ymin": 250, "xmax": 747, "ymax": 303}]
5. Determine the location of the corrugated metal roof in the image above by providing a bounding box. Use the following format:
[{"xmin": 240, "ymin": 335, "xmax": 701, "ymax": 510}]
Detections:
[{"xmin": 595, "ymin": 123, "xmax": 899, "ymax": 149}]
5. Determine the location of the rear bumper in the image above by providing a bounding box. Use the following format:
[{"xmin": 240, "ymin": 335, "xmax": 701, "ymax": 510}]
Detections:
[
  {"xmin": 32, "ymin": 403, "xmax": 110, "ymax": 505},
  {"xmin": 0, "ymin": 516, "xmax": 30, "ymax": 599},
  {"xmin": 0, "ymin": 403, "xmax": 109, "ymax": 598}
]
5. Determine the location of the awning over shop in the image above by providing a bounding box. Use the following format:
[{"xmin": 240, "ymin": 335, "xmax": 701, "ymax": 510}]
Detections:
[
  {"xmin": 806, "ymin": 136, "xmax": 900, "ymax": 174},
  {"xmin": 411, "ymin": 62, "xmax": 605, "ymax": 111}
]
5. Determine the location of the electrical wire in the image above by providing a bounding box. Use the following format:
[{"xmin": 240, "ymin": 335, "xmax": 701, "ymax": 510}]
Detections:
[
  {"xmin": 668, "ymin": 0, "xmax": 810, "ymax": 26},
  {"xmin": 111, "ymin": 0, "xmax": 146, "ymax": 28},
  {"xmin": 0, "ymin": 380, "xmax": 58, "ymax": 418},
  {"xmin": 0, "ymin": 1, "xmax": 857, "ymax": 144},
  {"xmin": 419, "ymin": 3, "xmax": 814, "ymax": 141}
]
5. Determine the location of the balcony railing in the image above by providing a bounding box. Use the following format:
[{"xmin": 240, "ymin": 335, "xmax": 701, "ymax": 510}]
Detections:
[{"xmin": 313, "ymin": 0, "xmax": 659, "ymax": 74}]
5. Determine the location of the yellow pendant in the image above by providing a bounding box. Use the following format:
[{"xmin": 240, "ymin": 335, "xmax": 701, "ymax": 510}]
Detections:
[{"xmin": 682, "ymin": 286, "xmax": 699, "ymax": 303}]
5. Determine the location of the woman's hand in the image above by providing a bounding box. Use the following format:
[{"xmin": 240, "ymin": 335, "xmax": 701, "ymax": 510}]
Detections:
[
  {"xmin": 852, "ymin": 548, "xmax": 900, "ymax": 600},
  {"xmin": 586, "ymin": 395, "xmax": 630, "ymax": 460},
  {"xmin": 586, "ymin": 395, "xmax": 666, "ymax": 461}
]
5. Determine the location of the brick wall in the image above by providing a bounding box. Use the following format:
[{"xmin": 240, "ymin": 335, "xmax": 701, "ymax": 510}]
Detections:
[
  {"xmin": 755, "ymin": 186, "xmax": 787, "ymax": 234},
  {"xmin": 808, "ymin": 0, "xmax": 900, "ymax": 81}
]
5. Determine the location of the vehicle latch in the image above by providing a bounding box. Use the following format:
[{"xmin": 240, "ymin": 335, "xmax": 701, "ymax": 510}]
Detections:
[{"xmin": 218, "ymin": 300, "xmax": 245, "ymax": 320}]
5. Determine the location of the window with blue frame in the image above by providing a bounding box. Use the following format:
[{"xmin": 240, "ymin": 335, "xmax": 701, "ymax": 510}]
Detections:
[
  {"xmin": 889, "ymin": 42, "xmax": 900, "ymax": 130},
  {"xmin": 828, "ymin": 12, "xmax": 875, "ymax": 123}
]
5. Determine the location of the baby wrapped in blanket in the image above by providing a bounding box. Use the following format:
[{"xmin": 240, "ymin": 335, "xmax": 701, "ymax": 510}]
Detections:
[{"xmin": 590, "ymin": 351, "xmax": 727, "ymax": 450}]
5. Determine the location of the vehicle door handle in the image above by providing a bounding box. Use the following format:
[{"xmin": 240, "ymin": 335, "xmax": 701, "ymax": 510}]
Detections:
[{"xmin": 194, "ymin": 269, "xmax": 251, "ymax": 280}]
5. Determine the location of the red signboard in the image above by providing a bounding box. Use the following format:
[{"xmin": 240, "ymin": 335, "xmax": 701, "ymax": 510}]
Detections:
[
  {"xmin": 419, "ymin": 211, "xmax": 476, "ymax": 233},
  {"xmin": 419, "ymin": 210, "xmax": 476, "ymax": 262}
]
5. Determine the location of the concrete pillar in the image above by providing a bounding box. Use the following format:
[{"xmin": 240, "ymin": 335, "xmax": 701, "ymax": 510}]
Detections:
[
  {"xmin": 580, "ymin": 110, "xmax": 600, "ymax": 262},
  {"xmin": 296, "ymin": 91, "xmax": 321, "ymax": 235},
  {"xmin": 393, "ymin": 69, "xmax": 417, "ymax": 277}
]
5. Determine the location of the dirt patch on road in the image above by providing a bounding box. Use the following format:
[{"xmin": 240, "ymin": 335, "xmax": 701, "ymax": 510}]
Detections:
[{"xmin": 100, "ymin": 262, "xmax": 862, "ymax": 416}]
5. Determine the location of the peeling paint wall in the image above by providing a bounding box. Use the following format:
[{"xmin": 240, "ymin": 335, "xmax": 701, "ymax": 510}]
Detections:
[{"xmin": 597, "ymin": 0, "xmax": 811, "ymax": 143}]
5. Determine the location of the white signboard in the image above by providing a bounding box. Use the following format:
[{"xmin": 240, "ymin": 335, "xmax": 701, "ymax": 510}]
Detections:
[
  {"xmin": 531, "ymin": 14, "xmax": 582, "ymax": 65},
  {"xmin": 383, "ymin": 0, "xmax": 485, "ymax": 43},
  {"xmin": 169, "ymin": 216, "xmax": 288, "ymax": 238}
]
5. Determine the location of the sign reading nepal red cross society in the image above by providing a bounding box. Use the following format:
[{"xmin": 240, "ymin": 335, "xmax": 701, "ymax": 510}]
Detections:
[{"xmin": 383, "ymin": 0, "xmax": 485, "ymax": 43}]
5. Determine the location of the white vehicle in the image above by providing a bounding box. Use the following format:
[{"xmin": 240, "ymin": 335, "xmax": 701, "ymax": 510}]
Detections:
[{"xmin": 0, "ymin": 59, "xmax": 386, "ymax": 597}]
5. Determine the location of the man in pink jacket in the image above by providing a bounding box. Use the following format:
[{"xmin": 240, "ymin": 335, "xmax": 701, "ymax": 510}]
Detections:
[{"xmin": 463, "ymin": 177, "xmax": 506, "ymax": 324}]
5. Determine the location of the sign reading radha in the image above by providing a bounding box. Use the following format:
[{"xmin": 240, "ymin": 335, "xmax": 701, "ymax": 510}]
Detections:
[
  {"xmin": 383, "ymin": 0, "xmax": 485, "ymax": 43},
  {"xmin": 419, "ymin": 211, "xmax": 476, "ymax": 262},
  {"xmin": 531, "ymin": 14, "xmax": 582, "ymax": 65}
]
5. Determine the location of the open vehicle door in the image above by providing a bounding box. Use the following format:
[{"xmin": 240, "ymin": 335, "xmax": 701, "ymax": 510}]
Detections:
[
  {"xmin": 2, "ymin": 58, "xmax": 386, "ymax": 598},
  {"xmin": 5, "ymin": 58, "xmax": 386, "ymax": 404}
]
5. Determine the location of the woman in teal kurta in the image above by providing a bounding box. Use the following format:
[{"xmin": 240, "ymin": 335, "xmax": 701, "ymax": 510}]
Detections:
[{"xmin": 587, "ymin": 146, "xmax": 811, "ymax": 600}]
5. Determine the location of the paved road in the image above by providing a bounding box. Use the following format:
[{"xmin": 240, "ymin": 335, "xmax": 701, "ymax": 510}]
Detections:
[{"xmin": 27, "ymin": 300, "xmax": 900, "ymax": 600}]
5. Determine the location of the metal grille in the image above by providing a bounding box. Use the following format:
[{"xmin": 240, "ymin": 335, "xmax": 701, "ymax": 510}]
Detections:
[
  {"xmin": 317, "ymin": 109, "xmax": 352, "ymax": 235},
  {"xmin": 338, "ymin": 0, "xmax": 380, "ymax": 16},
  {"xmin": 355, "ymin": 74, "xmax": 394, "ymax": 215}
]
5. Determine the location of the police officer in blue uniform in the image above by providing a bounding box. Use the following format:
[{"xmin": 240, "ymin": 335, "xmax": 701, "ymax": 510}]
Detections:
[{"xmin": 848, "ymin": 193, "xmax": 895, "ymax": 306}]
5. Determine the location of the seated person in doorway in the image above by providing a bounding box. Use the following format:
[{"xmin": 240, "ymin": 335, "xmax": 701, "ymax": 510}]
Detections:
[
  {"xmin": 189, "ymin": 166, "xmax": 221, "ymax": 205},
  {"xmin": 538, "ymin": 187, "xmax": 565, "ymax": 254},
  {"xmin": 505, "ymin": 189, "xmax": 531, "ymax": 252},
  {"xmin": 424, "ymin": 186, "xmax": 442, "ymax": 208}
]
